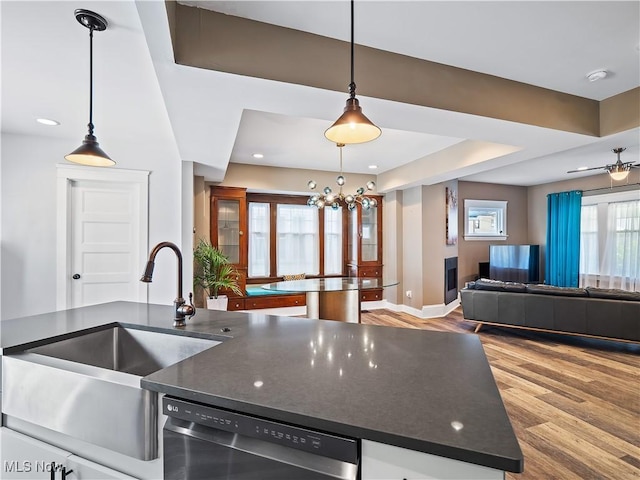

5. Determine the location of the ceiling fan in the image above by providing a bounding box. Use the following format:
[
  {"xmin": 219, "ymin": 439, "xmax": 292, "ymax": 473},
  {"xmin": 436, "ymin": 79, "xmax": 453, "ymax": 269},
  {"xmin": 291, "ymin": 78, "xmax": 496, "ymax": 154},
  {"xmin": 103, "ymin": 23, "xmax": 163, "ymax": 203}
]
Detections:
[{"xmin": 567, "ymin": 147, "xmax": 640, "ymax": 181}]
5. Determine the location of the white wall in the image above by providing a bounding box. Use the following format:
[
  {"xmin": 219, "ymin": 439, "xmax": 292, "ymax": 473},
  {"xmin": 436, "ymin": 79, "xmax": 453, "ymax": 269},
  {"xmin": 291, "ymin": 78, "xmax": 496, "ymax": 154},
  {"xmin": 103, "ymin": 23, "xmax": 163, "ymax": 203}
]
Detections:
[{"xmin": 1, "ymin": 132, "xmax": 183, "ymax": 320}]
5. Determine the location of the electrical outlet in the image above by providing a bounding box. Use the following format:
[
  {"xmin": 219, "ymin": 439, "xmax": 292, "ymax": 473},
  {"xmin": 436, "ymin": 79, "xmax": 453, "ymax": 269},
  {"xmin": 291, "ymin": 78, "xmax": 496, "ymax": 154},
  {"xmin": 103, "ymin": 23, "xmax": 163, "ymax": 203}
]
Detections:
[{"xmin": 406, "ymin": 290, "xmax": 412, "ymax": 299}]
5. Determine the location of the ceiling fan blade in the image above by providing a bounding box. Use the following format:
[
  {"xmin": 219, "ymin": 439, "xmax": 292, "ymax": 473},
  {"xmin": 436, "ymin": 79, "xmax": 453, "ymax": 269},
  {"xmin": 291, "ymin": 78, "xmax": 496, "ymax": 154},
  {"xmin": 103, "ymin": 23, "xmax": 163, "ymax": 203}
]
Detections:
[{"xmin": 567, "ymin": 166, "xmax": 605, "ymax": 173}]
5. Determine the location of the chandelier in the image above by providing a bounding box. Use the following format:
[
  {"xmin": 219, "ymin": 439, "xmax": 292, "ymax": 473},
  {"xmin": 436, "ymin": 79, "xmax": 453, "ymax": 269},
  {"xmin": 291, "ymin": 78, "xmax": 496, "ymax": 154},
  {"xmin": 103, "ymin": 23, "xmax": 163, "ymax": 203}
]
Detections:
[{"xmin": 307, "ymin": 143, "xmax": 377, "ymax": 211}]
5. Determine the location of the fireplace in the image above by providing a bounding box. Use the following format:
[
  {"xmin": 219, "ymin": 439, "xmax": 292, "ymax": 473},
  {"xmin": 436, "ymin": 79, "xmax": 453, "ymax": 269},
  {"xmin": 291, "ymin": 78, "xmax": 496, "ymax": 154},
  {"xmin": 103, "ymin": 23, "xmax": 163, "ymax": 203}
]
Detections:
[{"xmin": 445, "ymin": 257, "xmax": 458, "ymax": 305}]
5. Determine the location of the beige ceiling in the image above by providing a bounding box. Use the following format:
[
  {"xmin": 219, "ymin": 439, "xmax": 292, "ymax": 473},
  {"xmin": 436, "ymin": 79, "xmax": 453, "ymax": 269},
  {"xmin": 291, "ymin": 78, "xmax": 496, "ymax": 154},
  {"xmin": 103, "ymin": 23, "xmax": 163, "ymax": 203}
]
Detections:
[{"xmin": 2, "ymin": 1, "xmax": 639, "ymax": 189}]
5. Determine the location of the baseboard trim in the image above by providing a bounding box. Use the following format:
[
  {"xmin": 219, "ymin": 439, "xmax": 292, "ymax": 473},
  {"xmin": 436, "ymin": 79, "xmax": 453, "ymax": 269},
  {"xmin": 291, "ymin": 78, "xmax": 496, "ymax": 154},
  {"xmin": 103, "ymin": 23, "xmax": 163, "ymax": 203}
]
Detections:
[{"xmin": 361, "ymin": 300, "xmax": 387, "ymax": 310}]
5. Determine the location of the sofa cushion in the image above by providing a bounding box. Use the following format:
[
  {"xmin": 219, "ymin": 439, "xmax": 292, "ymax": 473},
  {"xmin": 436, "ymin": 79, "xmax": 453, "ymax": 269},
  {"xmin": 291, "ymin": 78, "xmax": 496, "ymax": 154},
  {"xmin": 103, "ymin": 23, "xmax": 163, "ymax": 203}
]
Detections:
[
  {"xmin": 474, "ymin": 279, "xmax": 506, "ymax": 291},
  {"xmin": 474, "ymin": 279, "xmax": 527, "ymax": 292},
  {"xmin": 526, "ymin": 284, "xmax": 588, "ymax": 297},
  {"xmin": 585, "ymin": 287, "xmax": 640, "ymax": 302},
  {"xmin": 502, "ymin": 282, "xmax": 528, "ymax": 293}
]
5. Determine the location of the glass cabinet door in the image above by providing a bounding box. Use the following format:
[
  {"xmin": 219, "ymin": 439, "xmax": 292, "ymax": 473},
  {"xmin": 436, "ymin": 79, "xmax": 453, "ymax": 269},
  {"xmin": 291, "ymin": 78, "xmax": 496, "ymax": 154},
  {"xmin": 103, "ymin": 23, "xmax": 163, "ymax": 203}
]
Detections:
[
  {"xmin": 217, "ymin": 199, "xmax": 240, "ymax": 264},
  {"xmin": 361, "ymin": 206, "xmax": 378, "ymax": 262}
]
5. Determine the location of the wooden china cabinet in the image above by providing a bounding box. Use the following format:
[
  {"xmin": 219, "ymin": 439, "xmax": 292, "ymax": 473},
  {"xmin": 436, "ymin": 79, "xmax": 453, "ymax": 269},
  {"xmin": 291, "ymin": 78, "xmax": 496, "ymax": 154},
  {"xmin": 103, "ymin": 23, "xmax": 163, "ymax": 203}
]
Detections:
[
  {"xmin": 210, "ymin": 186, "xmax": 247, "ymax": 308},
  {"xmin": 347, "ymin": 195, "xmax": 383, "ymax": 302}
]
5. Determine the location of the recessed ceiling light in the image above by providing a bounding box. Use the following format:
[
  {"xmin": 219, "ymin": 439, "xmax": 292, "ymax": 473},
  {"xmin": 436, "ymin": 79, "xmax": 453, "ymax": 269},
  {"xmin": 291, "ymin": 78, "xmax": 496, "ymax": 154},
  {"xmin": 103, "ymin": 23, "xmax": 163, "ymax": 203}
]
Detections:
[
  {"xmin": 577, "ymin": 166, "xmax": 589, "ymax": 171},
  {"xmin": 586, "ymin": 70, "xmax": 608, "ymax": 82},
  {"xmin": 36, "ymin": 118, "xmax": 60, "ymax": 126},
  {"xmin": 368, "ymin": 165, "xmax": 378, "ymax": 169},
  {"xmin": 252, "ymin": 153, "xmax": 264, "ymax": 159}
]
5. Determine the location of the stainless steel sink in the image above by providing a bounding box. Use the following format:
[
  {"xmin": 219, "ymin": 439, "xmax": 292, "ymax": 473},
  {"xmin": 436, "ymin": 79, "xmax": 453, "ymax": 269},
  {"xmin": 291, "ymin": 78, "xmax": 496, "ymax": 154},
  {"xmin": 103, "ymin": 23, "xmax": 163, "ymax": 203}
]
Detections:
[
  {"xmin": 2, "ymin": 327, "xmax": 220, "ymax": 461},
  {"xmin": 28, "ymin": 326, "xmax": 216, "ymax": 376}
]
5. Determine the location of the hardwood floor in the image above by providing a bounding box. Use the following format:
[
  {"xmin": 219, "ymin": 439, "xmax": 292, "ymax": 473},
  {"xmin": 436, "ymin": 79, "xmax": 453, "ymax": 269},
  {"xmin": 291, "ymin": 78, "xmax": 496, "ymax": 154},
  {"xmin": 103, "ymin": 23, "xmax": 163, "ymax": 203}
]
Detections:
[{"xmin": 360, "ymin": 308, "xmax": 640, "ymax": 480}]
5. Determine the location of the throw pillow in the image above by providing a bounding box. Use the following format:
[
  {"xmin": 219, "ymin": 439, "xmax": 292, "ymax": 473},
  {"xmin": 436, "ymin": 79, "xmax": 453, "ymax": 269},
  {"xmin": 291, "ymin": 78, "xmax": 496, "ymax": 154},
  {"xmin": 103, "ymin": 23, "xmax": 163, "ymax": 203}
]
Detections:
[{"xmin": 282, "ymin": 273, "xmax": 306, "ymax": 281}]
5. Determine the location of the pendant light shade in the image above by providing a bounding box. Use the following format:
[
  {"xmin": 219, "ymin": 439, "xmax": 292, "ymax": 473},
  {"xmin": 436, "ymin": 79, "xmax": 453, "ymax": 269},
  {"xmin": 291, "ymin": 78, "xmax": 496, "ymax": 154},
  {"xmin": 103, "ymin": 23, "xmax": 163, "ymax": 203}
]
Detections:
[
  {"xmin": 324, "ymin": 0, "xmax": 381, "ymax": 145},
  {"xmin": 325, "ymin": 97, "xmax": 381, "ymax": 144},
  {"xmin": 608, "ymin": 169, "xmax": 630, "ymax": 181},
  {"xmin": 65, "ymin": 9, "xmax": 115, "ymax": 167},
  {"xmin": 65, "ymin": 134, "xmax": 114, "ymax": 167}
]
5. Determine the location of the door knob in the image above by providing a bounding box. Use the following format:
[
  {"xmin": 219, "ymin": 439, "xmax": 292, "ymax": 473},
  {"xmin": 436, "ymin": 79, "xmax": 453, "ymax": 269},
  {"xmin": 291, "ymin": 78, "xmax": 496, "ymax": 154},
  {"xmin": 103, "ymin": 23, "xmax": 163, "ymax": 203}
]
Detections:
[{"xmin": 72, "ymin": 273, "xmax": 81, "ymax": 280}]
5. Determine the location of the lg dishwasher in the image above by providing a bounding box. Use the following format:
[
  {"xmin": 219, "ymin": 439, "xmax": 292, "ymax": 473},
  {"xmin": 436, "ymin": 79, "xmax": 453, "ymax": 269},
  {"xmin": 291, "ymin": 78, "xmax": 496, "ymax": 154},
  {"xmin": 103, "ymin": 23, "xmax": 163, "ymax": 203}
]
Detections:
[{"xmin": 162, "ymin": 396, "xmax": 359, "ymax": 479}]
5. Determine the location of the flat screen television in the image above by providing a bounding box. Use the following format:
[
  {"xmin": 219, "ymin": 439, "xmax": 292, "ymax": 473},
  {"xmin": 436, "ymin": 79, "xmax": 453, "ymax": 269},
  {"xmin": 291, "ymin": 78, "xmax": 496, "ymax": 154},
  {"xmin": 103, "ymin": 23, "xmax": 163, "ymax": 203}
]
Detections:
[{"xmin": 489, "ymin": 244, "xmax": 540, "ymax": 283}]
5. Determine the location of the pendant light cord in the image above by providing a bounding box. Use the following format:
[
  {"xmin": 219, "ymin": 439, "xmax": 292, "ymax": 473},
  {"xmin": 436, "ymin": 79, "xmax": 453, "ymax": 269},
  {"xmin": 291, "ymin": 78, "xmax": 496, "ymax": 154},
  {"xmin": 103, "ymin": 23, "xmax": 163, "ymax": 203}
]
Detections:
[
  {"xmin": 88, "ymin": 26, "xmax": 94, "ymax": 136},
  {"xmin": 348, "ymin": 0, "xmax": 355, "ymax": 99}
]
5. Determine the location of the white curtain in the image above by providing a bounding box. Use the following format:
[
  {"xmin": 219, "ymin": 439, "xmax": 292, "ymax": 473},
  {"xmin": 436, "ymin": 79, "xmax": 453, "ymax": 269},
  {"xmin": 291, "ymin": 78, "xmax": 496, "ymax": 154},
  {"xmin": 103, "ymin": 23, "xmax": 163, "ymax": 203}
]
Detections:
[
  {"xmin": 324, "ymin": 207, "xmax": 343, "ymax": 275},
  {"xmin": 248, "ymin": 203, "xmax": 270, "ymax": 277},
  {"xmin": 579, "ymin": 204, "xmax": 599, "ymax": 288},
  {"xmin": 599, "ymin": 200, "xmax": 640, "ymax": 291},
  {"xmin": 277, "ymin": 204, "xmax": 319, "ymax": 276}
]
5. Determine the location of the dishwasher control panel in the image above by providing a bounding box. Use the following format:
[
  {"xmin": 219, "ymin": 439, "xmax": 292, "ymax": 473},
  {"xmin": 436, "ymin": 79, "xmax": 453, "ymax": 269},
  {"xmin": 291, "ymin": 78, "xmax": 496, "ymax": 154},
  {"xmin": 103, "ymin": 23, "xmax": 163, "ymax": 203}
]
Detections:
[{"xmin": 163, "ymin": 396, "xmax": 358, "ymax": 464}]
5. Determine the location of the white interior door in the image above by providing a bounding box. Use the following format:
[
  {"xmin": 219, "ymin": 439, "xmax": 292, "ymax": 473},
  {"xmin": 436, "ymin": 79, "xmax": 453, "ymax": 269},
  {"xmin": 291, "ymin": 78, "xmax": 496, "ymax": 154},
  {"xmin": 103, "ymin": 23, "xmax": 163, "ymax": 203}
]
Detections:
[
  {"xmin": 69, "ymin": 180, "xmax": 140, "ymax": 308},
  {"xmin": 57, "ymin": 165, "xmax": 149, "ymax": 310}
]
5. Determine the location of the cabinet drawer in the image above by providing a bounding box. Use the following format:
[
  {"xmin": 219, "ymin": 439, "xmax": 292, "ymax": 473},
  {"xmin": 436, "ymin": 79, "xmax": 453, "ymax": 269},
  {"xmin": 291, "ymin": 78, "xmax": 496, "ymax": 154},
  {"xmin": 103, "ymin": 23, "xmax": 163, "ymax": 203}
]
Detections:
[
  {"xmin": 358, "ymin": 266, "xmax": 382, "ymax": 278},
  {"xmin": 245, "ymin": 294, "xmax": 306, "ymax": 309},
  {"xmin": 227, "ymin": 298, "xmax": 246, "ymax": 311},
  {"xmin": 361, "ymin": 289, "xmax": 382, "ymax": 302}
]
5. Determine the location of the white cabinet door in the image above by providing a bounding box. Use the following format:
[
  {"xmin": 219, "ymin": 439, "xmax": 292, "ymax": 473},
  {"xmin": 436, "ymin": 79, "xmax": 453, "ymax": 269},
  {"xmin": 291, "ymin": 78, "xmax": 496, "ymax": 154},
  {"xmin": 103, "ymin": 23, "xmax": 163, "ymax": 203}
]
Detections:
[
  {"xmin": 66, "ymin": 455, "xmax": 137, "ymax": 480},
  {"xmin": 361, "ymin": 440, "xmax": 504, "ymax": 480},
  {"xmin": 0, "ymin": 428, "xmax": 138, "ymax": 480},
  {"xmin": 1, "ymin": 427, "xmax": 70, "ymax": 479}
]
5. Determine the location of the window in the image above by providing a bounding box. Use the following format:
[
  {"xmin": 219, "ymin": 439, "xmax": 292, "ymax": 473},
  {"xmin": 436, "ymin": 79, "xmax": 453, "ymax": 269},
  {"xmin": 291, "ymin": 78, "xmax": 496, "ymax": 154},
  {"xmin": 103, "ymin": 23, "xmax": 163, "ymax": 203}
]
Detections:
[
  {"xmin": 248, "ymin": 203, "xmax": 270, "ymax": 277},
  {"xmin": 324, "ymin": 206, "xmax": 343, "ymax": 274},
  {"xmin": 607, "ymin": 200, "xmax": 639, "ymax": 286},
  {"xmin": 463, "ymin": 199, "xmax": 508, "ymax": 240},
  {"xmin": 245, "ymin": 193, "xmax": 374, "ymax": 279},
  {"xmin": 579, "ymin": 204, "xmax": 599, "ymax": 275},
  {"xmin": 277, "ymin": 204, "xmax": 319, "ymax": 276},
  {"xmin": 579, "ymin": 190, "xmax": 640, "ymax": 291}
]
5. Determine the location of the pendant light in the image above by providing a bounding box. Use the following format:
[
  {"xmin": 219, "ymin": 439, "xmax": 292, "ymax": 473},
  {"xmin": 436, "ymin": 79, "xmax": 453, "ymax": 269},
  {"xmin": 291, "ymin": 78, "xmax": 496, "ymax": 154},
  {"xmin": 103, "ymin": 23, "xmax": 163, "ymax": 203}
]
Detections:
[
  {"xmin": 65, "ymin": 9, "xmax": 115, "ymax": 167},
  {"xmin": 324, "ymin": 0, "xmax": 381, "ymax": 145}
]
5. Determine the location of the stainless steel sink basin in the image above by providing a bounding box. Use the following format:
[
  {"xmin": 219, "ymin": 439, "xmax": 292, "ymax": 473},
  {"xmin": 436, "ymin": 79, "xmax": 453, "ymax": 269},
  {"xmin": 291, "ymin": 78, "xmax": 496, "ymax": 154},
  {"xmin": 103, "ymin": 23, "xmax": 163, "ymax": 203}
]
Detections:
[
  {"xmin": 28, "ymin": 326, "xmax": 216, "ymax": 376},
  {"xmin": 2, "ymin": 327, "xmax": 220, "ymax": 461}
]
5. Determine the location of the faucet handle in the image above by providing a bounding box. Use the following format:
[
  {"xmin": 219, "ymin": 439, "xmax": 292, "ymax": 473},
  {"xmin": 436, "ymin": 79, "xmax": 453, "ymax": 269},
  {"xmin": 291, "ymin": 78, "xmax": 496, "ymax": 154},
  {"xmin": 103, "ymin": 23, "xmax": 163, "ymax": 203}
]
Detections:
[{"xmin": 187, "ymin": 292, "xmax": 196, "ymax": 319}]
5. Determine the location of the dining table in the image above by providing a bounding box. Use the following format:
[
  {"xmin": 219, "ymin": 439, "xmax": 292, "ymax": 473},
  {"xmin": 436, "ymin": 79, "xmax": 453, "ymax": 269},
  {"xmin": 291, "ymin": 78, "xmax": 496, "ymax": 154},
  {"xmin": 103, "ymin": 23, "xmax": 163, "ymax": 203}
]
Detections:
[{"xmin": 262, "ymin": 277, "xmax": 398, "ymax": 323}]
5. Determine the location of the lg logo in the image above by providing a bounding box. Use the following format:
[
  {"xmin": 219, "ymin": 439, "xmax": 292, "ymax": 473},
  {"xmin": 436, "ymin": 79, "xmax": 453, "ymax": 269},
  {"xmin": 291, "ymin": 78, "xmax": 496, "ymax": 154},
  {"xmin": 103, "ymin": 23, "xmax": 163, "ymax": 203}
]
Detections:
[{"xmin": 167, "ymin": 404, "xmax": 178, "ymax": 412}]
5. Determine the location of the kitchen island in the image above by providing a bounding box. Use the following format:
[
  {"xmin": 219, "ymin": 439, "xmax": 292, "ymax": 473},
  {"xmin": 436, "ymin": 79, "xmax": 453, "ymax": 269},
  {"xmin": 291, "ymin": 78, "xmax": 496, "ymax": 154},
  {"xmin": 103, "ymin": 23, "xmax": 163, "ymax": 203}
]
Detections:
[{"xmin": 1, "ymin": 302, "xmax": 523, "ymax": 478}]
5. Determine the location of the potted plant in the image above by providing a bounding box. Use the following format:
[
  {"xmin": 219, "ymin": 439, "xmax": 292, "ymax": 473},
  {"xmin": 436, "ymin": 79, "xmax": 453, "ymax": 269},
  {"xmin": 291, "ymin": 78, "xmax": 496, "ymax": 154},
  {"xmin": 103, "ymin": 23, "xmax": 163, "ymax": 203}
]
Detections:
[{"xmin": 193, "ymin": 239, "xmax": 242, "ymax": 310}]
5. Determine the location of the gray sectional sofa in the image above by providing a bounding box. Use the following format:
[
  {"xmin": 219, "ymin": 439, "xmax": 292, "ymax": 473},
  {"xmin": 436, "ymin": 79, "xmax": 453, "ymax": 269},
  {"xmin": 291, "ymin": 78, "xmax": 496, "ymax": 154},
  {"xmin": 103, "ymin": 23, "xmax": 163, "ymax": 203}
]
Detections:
[{"xmin": 460, "ymin": 279, "xmax": 640, "ymax": 343}]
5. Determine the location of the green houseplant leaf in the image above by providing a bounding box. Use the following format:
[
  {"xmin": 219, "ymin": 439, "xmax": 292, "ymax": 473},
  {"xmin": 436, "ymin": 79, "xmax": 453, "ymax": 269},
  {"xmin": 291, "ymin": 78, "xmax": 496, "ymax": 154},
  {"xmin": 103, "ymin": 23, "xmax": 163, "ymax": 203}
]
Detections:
[{"xmin": 193, "ymin": 239, "xmax": 243, "ymax": 299}]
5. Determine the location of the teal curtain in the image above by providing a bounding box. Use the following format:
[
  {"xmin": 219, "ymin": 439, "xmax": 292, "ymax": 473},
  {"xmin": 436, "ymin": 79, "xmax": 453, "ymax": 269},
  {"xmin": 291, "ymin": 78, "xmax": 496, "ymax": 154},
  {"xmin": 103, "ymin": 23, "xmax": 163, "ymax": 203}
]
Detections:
[{"xmin": 545, "ymin": 190, "xmax": 582, "ymax": 287}]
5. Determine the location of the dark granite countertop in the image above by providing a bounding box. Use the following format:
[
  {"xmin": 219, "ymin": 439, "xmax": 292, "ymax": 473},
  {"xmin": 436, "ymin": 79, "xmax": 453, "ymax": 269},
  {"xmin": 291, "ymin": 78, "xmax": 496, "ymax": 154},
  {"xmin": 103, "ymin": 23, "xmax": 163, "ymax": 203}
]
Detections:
[{"xmin": 1, "ymin": 301, "xmax": 523, "ymax": 473}]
